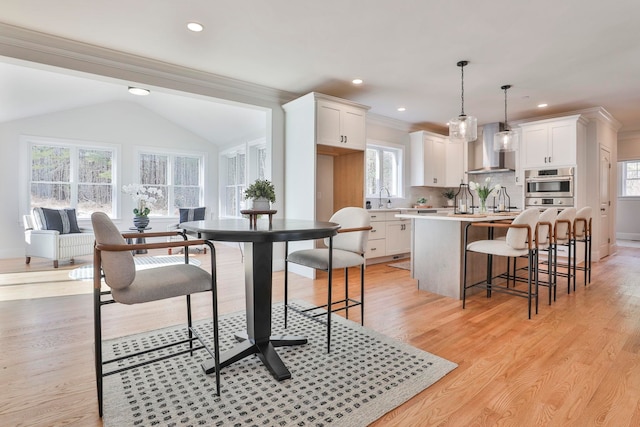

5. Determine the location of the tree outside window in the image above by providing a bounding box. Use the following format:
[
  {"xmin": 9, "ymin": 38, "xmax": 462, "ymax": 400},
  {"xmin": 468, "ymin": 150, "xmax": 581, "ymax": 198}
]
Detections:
[
  {"xmin": 138, "ymin": 151, "xmax": 203, "ymax": 215},
  {"xmin": 220, "ymin": 140, "xmax": 267, "ymax": 218},
  {"xmin": 30, "ymin": 142, "xmax": 114, "ymax": 216},
  {"xmin": 366, "ymin": 143, "xmax": 403, "ymax": 198},
  {"xmin": 620, "ymin": 160, "xmax": 640, "ymax": 196}
]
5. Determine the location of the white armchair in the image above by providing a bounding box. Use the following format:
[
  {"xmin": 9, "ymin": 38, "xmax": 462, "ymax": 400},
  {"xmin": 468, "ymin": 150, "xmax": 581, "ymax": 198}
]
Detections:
[{"xmin": 23, "ymin": 209, "xmax": 95, "ymax": 268}]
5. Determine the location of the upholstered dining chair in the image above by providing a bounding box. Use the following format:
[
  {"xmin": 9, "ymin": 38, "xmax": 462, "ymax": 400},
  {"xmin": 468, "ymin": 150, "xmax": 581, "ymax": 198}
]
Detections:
[
  {"xmin": 91, "ymin": 212, "xmax": 220, "ymax": 417},
  {"xmin": 463, "ymin": 208, "xmax": 541, "ymax": 318},
  {"xmin": 573, "ymin": 206, "xmax": 593, "ymax": 287},
  {"xmin": 554, "ymin": 207, "xmax": 577, "ymax": 293},
  {"xmin": 284, "ymin": 206, "xmax": 372, "ymax": 353}
]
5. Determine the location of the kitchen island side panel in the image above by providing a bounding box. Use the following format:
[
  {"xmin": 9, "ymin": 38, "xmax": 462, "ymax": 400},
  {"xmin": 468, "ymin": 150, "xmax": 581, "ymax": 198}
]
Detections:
[{"xmin": 411, "ymin": 217, "xmax": 506, "ymax": 299}]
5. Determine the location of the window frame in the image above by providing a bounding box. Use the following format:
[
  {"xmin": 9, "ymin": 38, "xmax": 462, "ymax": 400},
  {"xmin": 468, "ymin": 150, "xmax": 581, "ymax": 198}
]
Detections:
[
  {"xmin": 21, "ymin": 135, "xmax": 118, "ymax": 218},
  {"xmin": 219, "ymin": 138, "xmax": 269, "ymax": 218},
  {"xmin": 619, "ymin": 160, "xmax": 640, "ymax": 199},
  {"xmin": 365, "ymin": 139, "xmax": 404, "ymax": 199},
  {"xmin": 133, "ymin": 146, "xmax": 206, "ymax": 217}
]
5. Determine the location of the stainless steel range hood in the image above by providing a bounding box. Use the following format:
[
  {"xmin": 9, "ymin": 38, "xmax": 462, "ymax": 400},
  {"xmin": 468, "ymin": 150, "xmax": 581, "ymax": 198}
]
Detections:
[{"xmin": 467, "ymin": 122, "xmax": 515, "ymax": 174}]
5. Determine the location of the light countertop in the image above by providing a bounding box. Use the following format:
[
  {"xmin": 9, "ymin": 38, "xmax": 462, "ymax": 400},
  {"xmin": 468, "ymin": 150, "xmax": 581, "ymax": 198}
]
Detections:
[{"xmin": 396, "ymin": 212, "xmax": 518, "ymax": 222}]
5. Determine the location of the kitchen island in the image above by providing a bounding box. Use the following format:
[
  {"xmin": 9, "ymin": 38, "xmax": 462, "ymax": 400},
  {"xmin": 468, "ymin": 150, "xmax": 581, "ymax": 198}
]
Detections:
[{"xmin": 396, "ymin": 212, "xmax": 517, "ymax": 299}]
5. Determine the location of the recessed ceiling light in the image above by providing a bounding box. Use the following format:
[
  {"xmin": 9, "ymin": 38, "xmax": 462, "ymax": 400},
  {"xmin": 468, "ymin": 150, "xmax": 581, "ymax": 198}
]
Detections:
[
  {"xmin": 397, "ymin": 107, "xmax": 406, "ymax": 112},
  {"xmin": 538, "ymin": 103, "xmax": 548, "ymax": 108},
  {"xmin": 128, "ymin": 86, "xmax": 150, "ymax": 96},
  {"xmin": 352, "ymin": 78, "xmax": 363, "ymax": 85},
  {"xmin": 187, "ymin": 22, "xmax": 204, "ymax": 32}
]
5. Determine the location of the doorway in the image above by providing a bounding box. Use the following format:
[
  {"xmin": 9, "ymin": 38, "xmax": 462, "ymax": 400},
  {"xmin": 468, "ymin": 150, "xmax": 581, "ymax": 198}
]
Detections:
[{"xmin": 599, "ymin": 146, "xmax": 611, "ymax": 258}]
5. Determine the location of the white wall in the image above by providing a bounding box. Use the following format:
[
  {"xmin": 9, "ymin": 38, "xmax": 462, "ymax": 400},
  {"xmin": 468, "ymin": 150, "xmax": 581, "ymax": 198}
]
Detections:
[
  {"xmin": 0, "ymin": 100, "xmax": 218, "ymax": 258},
  {"xmin": 617, "ymin": 130, "xmax": 640, "ymax": 240}
]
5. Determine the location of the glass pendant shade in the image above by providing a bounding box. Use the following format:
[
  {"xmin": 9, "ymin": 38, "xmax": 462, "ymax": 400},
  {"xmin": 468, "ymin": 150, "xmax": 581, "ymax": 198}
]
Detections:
[
  {"xmin": 494, "ymin": 129, "xmax": 519, "ymax": 152},
  {"xmin": 450, "ymin": 114, "xmax": 478, "ymax": 142},
  {"xmin": 449, "ymin": 61, "xmax": 478, "ymax": 142},
  {"xmin": 494, "ymin": 84, "xmax": 517, "ymax": 151}
]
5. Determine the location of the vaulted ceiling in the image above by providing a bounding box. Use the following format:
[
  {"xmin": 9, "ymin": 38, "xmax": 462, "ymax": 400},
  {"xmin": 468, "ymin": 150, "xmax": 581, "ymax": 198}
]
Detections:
[{"xmin": 2, "ymin": 0, "xmax": 639, "ymax": 136}]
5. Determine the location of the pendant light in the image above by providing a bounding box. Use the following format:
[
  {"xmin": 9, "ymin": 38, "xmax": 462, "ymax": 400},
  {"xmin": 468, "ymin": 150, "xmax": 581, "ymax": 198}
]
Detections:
[
  {"xmin": 494, "ymin": 84, "xmax": 519, "ymax": 152},
  {"xmin": 449, "ymin": 60, "xmax": 477, "ymax": 142}
]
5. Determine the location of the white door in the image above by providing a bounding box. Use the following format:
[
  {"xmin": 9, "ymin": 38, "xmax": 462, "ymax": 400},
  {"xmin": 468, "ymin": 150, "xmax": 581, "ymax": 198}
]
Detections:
[{"xmin": 599, "ymin": 146, "xmax": 611, "ymax": 258}]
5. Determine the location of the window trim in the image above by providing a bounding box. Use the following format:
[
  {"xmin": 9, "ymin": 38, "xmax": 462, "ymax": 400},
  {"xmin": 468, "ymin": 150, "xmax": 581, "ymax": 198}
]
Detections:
[
  {"xmin": 219, "ymin": 137, "xmax": 268, "ymax": 218},
  {"xmin": 20, "ymin": 135, "xmax": 119, "ymax": 219},
  {"xmin": 618, "ymin": 160, "xmax": 640, "ymax": 200},
  {"xmin": 133, "ymin": 146, "xmax": 207, "ymax": 218},
  {"xmin": 365, "ymin": 139, "xmax": 405, "ymax": 199}
]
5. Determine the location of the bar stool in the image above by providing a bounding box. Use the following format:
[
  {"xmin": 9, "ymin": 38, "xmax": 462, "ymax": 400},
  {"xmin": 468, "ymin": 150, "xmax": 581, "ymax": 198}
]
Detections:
[
  {"xmin": 463, "ymin": 208, "xmax": 540, "ymax": 319},
  {"xmin": 554, "ymin": 207, "xmax": 576, "ymax": 293},
  {"xmin": 535, "ymin": 208, "xmax": 557, "ymax": 305},
  {"xmin": 573, "ymin": 206, "xmax": 593, "ymax": 288}
]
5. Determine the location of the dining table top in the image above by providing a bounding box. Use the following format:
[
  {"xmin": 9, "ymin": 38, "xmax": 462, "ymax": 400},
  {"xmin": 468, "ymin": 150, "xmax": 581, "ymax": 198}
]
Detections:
[{"xmin": 180, "ymin": 218, "xmax": 340, "ymax": 243}]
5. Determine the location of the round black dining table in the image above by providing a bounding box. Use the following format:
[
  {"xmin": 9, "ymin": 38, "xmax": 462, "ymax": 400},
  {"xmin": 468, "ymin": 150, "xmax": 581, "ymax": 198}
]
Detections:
[{"xmin": 181, "ymin": 218, "xmax": 340, "ymax": 381}]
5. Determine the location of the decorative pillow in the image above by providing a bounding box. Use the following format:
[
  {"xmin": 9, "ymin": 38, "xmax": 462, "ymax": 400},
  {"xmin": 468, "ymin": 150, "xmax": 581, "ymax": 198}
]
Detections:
[
  {"xmin": 179, "ymin": 207, "xmax": 206, "ymax": 223},
  {"xmin": 32, "ymin": 207, "xmax": 81, "ymax": 234}
]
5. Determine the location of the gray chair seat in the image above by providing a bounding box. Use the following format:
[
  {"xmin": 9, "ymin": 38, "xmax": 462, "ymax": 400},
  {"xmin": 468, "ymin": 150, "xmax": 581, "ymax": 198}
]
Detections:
[
  {"xmin": 111, "ymin": 264, "xmax": 213, "ymax": 305},
  {"xmin": 287, "ymin": 248, "xmax": 365, "ymax": 270}
]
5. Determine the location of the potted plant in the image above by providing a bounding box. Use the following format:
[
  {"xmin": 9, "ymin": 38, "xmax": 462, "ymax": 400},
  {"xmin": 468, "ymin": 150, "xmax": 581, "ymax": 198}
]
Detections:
[
  {"xmin": 122, "ymin": 184, "xmax": 163, "ymax": 229},
  {"xmin": 244, "ymin": 179, "xmax": 276, "ymax": 210},
  {"xmin": 414, "ymin": 197, "xmax": 431, "ymax": 208},
  {"xmin": 442, "ymin": 189, "xmax": 456, "ymax": 206}
]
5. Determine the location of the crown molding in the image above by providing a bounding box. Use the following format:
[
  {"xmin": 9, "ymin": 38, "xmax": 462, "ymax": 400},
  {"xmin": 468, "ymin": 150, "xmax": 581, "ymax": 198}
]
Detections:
[
  {"xmin": 511, "ymin": 106, "xmax": 622, "ymax": 130},
  {"xmin": 366, "ymin": 113, "xmax": 413, "ymax": 132},
  {"xmin": 0, "ymin": 22, "xmax": 298, "ymax": 108}
]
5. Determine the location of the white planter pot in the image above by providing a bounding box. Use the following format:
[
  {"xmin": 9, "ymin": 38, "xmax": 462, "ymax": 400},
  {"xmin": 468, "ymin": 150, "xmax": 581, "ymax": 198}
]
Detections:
[
  {"xmin": 251, "ymin": 198, "xmax": 271, "ymax": 211},
  {"xmin": 447, "ymin": 199, "xmax": 454, "ymax": 207}
]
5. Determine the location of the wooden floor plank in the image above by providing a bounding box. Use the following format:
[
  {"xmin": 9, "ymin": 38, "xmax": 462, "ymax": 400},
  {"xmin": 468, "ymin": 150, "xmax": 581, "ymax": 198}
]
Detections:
[{"xmin": 1, "ymin": 245, "xmax": 640, "ymax": 426}]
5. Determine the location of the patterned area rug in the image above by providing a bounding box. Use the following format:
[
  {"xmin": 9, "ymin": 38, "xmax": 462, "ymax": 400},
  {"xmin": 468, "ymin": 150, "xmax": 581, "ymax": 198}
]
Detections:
[
  {"xmin": 387, "ymin": 260, "xmax": 411, "ymax": 270},
  {"xmin": 102, "ymin": 303, "xmax": 457, "ymax": 426},
  {"xmin": 68, "ymin": 255, "xmax": 201, "ymax": 280}
]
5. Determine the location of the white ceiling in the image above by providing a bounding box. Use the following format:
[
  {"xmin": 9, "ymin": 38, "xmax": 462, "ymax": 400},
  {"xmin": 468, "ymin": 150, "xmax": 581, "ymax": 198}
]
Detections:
[{"xmin": 2, "ymin": 0, "xmax": 640, "ymax": 135}]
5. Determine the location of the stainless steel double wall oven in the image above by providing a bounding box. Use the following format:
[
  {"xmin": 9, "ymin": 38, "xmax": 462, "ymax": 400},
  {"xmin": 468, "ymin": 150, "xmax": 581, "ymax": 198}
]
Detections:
[{"xmin": 524, "ymin": 167, "xmax": 574, "ymax": 209}]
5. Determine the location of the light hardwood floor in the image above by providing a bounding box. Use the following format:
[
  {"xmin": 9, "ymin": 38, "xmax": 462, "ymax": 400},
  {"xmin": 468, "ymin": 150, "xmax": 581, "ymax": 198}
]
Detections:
[{"xmin": 1, "ymin": 244, "xmax": 639, "ymax": 426}]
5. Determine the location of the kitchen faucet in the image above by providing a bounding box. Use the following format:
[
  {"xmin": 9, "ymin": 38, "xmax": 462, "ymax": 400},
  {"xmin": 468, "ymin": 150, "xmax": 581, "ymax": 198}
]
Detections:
[{"xmin": 378, "ymin": 187, "xmax": 390, "ymax": 208}]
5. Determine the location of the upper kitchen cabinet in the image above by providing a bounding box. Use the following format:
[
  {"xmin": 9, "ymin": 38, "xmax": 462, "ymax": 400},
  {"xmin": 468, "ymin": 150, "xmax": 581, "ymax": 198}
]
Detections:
[
  {"xmin": 445, "ymin": 138, "xmax": 466, "ymax": 187},
  {"xmin": 520, "ymin": 115, "xmax": 587, "ymax": 169},
  {"xmin": 410, "ymin": 130, "xmax": 446, "ymax": 187},
  {"xmin": 316, "ymin": 98, "xmax": 367, "ymax": 151},
  {"xmin": 283, "ymin": 92, "xmax": 370, "ymax": 224}
]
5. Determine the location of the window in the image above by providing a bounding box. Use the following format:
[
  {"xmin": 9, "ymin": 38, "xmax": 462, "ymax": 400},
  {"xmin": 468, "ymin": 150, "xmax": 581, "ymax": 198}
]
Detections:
[
  {"xmin": 220, "ymin": 139, "xmax": 268, "ymax": 217},
  {"xmin": 29, "ymin": 140, "xmax": 114, "ymax": 217},
  {"xmin": 137, "ymin": 150, "xmax": 204, "ymax": 216},
  {"xmin": 366, "ymin": 142, "xmax": 403, "ymax": 198},
  {"xmin": 620, "ymin": 160, "xmax": 640, "ymax": 196}
]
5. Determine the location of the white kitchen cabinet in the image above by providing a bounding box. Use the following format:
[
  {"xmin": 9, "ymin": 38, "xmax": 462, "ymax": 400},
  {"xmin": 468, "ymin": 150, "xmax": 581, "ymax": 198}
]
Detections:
[
  {"xmin": 365, "ymin": 212, "xmax": 387, "ymax": 259},
  {"xmin": 386, "ymin": 219, "xmax": 412, "ymax": 255},
  {"xmin": 410, "ymin": 130, "xmax": 446, "ymax": 187},
  {"xmin": 365, "ymin": 211, "xmax": 411, "ymax": 261},
  {"xmin": 520, "ymin": 116, "xmax": 583, "ymax": 168},
  {"xmin": 283, "ymin": 92, "xmax": 370, "ymax": 278},
  {"xmin": 316, "ymin": 98, "xmax": 367, "ymax": 150},
  {"xmin": 445, "ymin": 138, "xmax": 466, "ymax": 187}
]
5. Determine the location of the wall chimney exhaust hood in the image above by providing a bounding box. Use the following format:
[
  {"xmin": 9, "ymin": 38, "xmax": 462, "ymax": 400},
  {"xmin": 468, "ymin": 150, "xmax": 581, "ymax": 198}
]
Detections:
[{"xmin": 467, "ymin": 122, "xmax": 515, "ymax": 174}]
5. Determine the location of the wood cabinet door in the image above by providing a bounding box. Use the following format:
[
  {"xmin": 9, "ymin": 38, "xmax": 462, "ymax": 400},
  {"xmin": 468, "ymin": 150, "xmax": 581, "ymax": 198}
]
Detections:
[
  {"xmin": 341, "ymin": 107, "xmax": 366, "ymax": 150},
  {"xmin": 386, "ymin": 220, "xmax": 411, "ymax": 255},
  {"xmin": 316, "ymin": 100, "xmax": 342, "ymax": 147},
  {"xmin": 522, "ymin": 124, "xmax": 549, "ymax": 168},
  {"xmin": 548, "ymin": 121, "xmax": 576, "ymax": 166}
]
